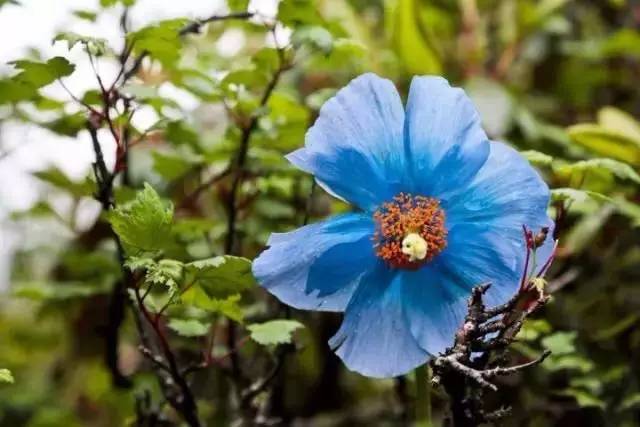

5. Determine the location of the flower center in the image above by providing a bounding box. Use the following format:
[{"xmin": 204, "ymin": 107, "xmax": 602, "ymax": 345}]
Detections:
[{"xmin": 373, "ymin": 193, "xmax": 447, "ymax": 269}]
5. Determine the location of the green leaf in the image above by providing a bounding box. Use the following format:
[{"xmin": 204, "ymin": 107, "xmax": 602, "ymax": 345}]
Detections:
[
  {"xmin": 554, "ymin": 158, "xmax": 640, "ymax": 185},
  {"xmin": 551, "ymin": 188, "xmax": 611, "ymax": 204},
  {"xmin": 107, "ymin": 183, "xmax": 173, "ymax": 253},
  {"xmin": 53, "ymin": 32, "xmax": 108, "ymax": 56},
  {"xmin": 100, "ymin": 0, "xmax": 135, "ymax": 7},
  {"xmin": 184, "ymin": 256, "xmax": 255, "ymax": 299},
  {"xmin": 164, "ymin": 120, "xmax": 200, "ymax": 148},
  {"xmin": 72, "ymin": 9, "xmax": 98, "ymax": 22},
  {"xmin": 388, "ymin": 0, "xmax": 441, "ymax": 74},
  {"xmin": 612, "ymin": 196, "xmax": 640, "ymax": 227},
  {"xmin": 0, "ymin": 57, "xmax": 75, "ymax": 103},
  {"xmin": 127, "ymin": 19, "xmax": 187, "ymax": 68},
  {"xmin": 518, "ymin": 319, "xmax": 553, "ymax": 341},
  {"xmin": 41, "ymin": 112, "xmax": 87, "ymax": 137},
  {"xmin": 594, "ymin": 314, "xmax": 638, "ymax": 341},
  {"xmin": 13, "ymin": 281, "xmax": 111, "ymax": 300},
  {"xmin": 521, "ymin": 150, "xmax": 554, "ymax": 167},
  {"xmin": 181, "ymin": 288, "xmax": 244, "ymax": 322},
  {"xmin": 168, "ymin": 319, "xmax": 210, "ymax": 337},
  {"xmin": 558, "ymin": 388, "xmax": 605, "ymax": 409},
  {"xmin": 33, "ymin": 167, "xmax": 94, "ymax": 198},
  {"xmin": 568, "ymin": 124, "xmax": 640, "ymax": 166},
  {"xmin": 598, "ymin": 106, "xmax": 640, "ymax": 143},
  {"xmin": 247, "ymin": 320, "xmax": 304, "ymax": 346},
  {"xmin": 10, "ymin": 57, "xmax": 75, "ymax": 86},
  {"xmin": 278, "ymin": 0, "xmax": 322, "ymax": 27},
  {"xmin": 619, "ymin": 393, "xmax": 640, "ymax": 412},
  {"xmin": 125, "ymin": 257, "xmax": 184, "ymax": 293},
  {"xmin": 564, "ymin": 205, "xmax": 615, "ymax": 254},
  {"xmin": 542, "ymin": 331, "xmax": 576, "ymax": 355},
  {"xmin": 291, "ymin": 26, "xmax": 334, "ymax": 54},
  {"xmin": 227, "ymin": 0, "xmax": 249, "ymax": 12},
  {"xmin": 0, "ymin": 369, "xmax": 13, "ymax": 384},
  {"xmin": 0, "ymin": 0, "xmax": 19, "ymax": 9},
  {"xmin": 544, "ymin": 354, "xmax": 594, "ymax": 373},
  {"xmin": 152, "ymin": 151, "xmax": 201, "ymax": 181}
]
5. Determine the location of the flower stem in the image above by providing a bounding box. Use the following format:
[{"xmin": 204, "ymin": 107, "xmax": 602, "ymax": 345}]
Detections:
[{"xmin": 415, "ymin": 364, "xmax": 433, "ymax": 427}]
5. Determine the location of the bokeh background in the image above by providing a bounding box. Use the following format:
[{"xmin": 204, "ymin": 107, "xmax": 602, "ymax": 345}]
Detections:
[{"xmin": 1, "ymin": 0, "xmax": 640, "ymax": 426}]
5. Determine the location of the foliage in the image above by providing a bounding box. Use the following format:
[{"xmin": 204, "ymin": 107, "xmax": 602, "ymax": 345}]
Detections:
[{"xmin": 0, "ymin": 0, "xmax": 639, "ymax": 426}]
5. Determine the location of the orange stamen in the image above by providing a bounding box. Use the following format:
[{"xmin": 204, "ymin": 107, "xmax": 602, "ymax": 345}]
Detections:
[{"xmin": 372, "ymin": 193, "xmax": 447, "ymax": 269}]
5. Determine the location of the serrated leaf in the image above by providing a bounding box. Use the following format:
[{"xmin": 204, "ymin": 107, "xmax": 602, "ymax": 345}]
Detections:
[
  {"xmin": 147, "ymin": 260, "xmax": 184, "ymax": 290},
  {"xmin": 0, "ymin": 57, "xmax": 75, "ymax": 103},
  {"xmin": 107, "ymin": 183, "xmax": 173, "ymax": 253},
  {"xmin": 168, "ymin": 319, "xmax": 210, "ymax": 337},
  {"xmin": 126, "ymin": 257, "xmax": 183, "ymax": 293},
  {"xmin": 10, "ymin": 57, "xmax": 75, "ymax": 86},
  {"xmin": 0, "ymin": 369, "xmax": 13, "ymax": 384},
  {"xmin": 247, "ymin": 320, "xmax": 304, "ymax": 346},
  {"xmin": 181, "ymin": 287, "xmax": 244, "ymax": 322},
  {"xmin": 124, "ymin": 256, "xmax": 157, "ymax": 272},
  {"xmin": 184, "ymin": 256, "xmax": 255, "ymax": 299},
  {"xmin": 53, "ymin": 32, "xmax": 108, "ymax": 56}
]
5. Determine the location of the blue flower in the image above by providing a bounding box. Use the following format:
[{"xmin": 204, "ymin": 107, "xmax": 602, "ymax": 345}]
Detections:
[{"xmin": 252, "ymin": 74, "xmax": 554, "ymax": 378}]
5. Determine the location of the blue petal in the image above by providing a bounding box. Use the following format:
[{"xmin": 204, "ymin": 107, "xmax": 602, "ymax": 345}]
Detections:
[
  {"xmin": 404, "ymin": 76, "xmax": 490, "ymax": 196},
  {"xmin": 439, "ymin": 141, "xmax": 554, "ymax": 305},
  {"xmin": 287, "ymin": 73, "xmax": 406, "ymax": 211},
  {"xmin": 329, "ymin": 263, "xmax": 430, "ymax": 378},
  {"xmin": 401, "ymin": 267, "xmax": 469, "ymax": 356},
  {"xmin": 252, "ymin": 213, "xmax": 375, "ymax": 312}
]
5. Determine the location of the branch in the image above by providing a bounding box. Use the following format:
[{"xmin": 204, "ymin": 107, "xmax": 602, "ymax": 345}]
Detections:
[
  {"xmin": 432, "ymin": 228, "xmax": 555, "ymax": 426},
  {"xmin": 179, "ymin": 11, "xmax": 255, "ymax": 36}
]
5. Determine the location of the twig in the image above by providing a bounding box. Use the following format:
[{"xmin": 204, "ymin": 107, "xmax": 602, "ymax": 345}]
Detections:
[{"xmin": 432, "ymin": 227, "xmax": 555, "ymax": 426}]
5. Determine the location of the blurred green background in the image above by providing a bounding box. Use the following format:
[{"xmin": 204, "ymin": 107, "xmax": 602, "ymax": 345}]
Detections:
[{"xmin": 1, "ymin": 0, "xmax": 640, "ymax": 426}]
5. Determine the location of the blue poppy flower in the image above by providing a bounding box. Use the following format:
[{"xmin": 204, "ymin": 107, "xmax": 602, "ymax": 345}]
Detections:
[{"xmin": 252, "ymin": 74, "xmax": 554, "ymax": 378}]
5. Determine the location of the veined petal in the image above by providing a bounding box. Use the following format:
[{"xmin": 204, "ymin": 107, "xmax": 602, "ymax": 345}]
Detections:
[
  {"xmin": 401, "ymin": 225, "xmax": 524, "ymax": 356},
  {"xmin": 252, "ymin": 213, "xmax": 375, "ymax": 312},
  {"xmin": 287, "ymin": 73, "xmax": 406, "ymax": 211},
  {"xmin": 404, "ymin": 76, "xmax": 490, "ymax": 196},
  {"xmin": 401, "ymin": 268, "xmax": 469, "ymax": 356},
  {"xmin": 329, "ymin": 263, "xmax": 430, "ymax": 378},
  {"xmin": 443, "ymin": 141, "xmax": 555, "ymax": 294}
]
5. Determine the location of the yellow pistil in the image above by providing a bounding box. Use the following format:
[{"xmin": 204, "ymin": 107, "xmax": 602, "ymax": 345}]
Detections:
[{"xmin": 402, "ymin": 233, "xmax": 428, "ymax": 262}]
